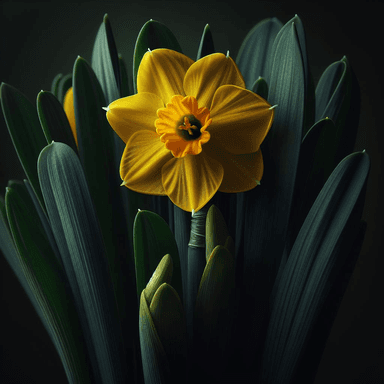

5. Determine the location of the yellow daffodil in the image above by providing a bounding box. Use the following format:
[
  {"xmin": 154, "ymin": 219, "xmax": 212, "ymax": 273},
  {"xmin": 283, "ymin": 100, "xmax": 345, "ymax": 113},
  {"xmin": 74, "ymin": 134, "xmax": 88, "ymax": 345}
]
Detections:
[{"xmin": 105, "ymin": 48, "xmax": 275, "ymax": 212}]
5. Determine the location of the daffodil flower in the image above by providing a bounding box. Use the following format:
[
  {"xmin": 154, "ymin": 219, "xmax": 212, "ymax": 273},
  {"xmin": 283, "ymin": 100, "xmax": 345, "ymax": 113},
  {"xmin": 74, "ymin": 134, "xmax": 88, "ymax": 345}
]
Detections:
[{"xmin": 105, "ymin": 48, "xmax": 275, "ymax": 212}]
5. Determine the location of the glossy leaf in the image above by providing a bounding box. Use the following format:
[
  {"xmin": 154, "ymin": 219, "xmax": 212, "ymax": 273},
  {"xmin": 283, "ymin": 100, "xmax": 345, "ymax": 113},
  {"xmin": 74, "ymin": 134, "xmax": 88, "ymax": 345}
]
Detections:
[
  {"xmin": 139, "ymin": 290, "xmax": 170, "ymax": 384},
  {"xmin": 193, "ymin": 245, "xmax": 235, "ymax": 383},
  {"xmin": 315, "ymin": 56, "xmax": 361, "ymax": 164},
  {"xmin": 196, "ymin": 24, "xmax": 215, "ymax": 60},
  {"xmin": 235, "ymin": 15, "xmax": 306, "ymax": 379},
  {"xmin": 5, "ymin": 180, "xmax": 93, "ymax": 384},
  {"xmin": 23, "ymin": 179, "xmax": 63, "ymax": 268},
  {"xmin": 205, "ymin": 204, "xmax": 229, "ymax": 261},
  {"xmin": 134, "ymin": 210, "xmax": 183, "ymax": 302},
  {"xmin": 251, "ymin": 76, "xmax": 268, "ymax": 99},
  {"xmin": 37, "ymin": 90, "xmax": 78, "ymax": 153},
  {"xmin": 91, "ymin": 13, "xmax": 121, "ymax": 103},
  {"xmin": 57, "ymin": 73, "xmax": 72, "ymax": 104},
  {"xmin": 287, "ymin": 118, "xmax": 337, "ymax": 251},
  {"xmin": 72, "ymin": 56, "xmax": 138, "ymax": 332},
  {"xmin": 133, "ymin": 19, "xmax": 182, "ymax": 94},
  {"xmin": 0, "ymin": 193, "xmax": 50, "ymax": 337},
  {"xmin": 51, "ymin": 73, "xmax": 63, "ymax": 98},
  {"xmin": 262, "ymin": 151, "xmax": 370, "ymax": 384},
  {"xmin": 144, "ymin": 253, "xmax": 173, "ymax": 304},
  {"xmin": 119, "ymin": 53, "xmax": 131, "ymax": 97},
  {"xmin": 38, "ymin": 142, "xmax": 128, "ymax": 383},
  {"xmin": 236, "ymin": 17, "xmax": 282, "ymax": 89},
  {"xmin": 150, "ymin": 283, "xmax": 187, "ymax": 383}
]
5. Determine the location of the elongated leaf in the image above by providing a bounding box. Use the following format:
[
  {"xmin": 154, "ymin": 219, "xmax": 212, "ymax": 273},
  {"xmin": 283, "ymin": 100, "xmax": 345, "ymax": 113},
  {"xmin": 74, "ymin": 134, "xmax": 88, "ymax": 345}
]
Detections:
[
  {"xmin": 235, "ymin": 15, "xmax": 306, "ymax": 379},
  {"xmin": 23, "ymin": 179, "xmax": 63, "ymax": 268},
  {"xmin": 0, "ymin": 83, "xmax": 47, "ymax": 206},
  {"xmin": 5, "ymin": 180, "xmax": 93, "ymax": 384},
  {"xmin": 144, "ymin": 254, "xmax": 173, "ymax": 304},
  {"xmin": 196, "ymin": 24, "xmax": 215, "ymax": 60},
  {"xmin": 236, "ymin": 17, "xmax": 282, "ymax": 89},
  {"xmin": 193, "ymin": 245, "xmax": 235, "ymax": 383},
  {"xmin": 119, "ymin": 53, "xmax": 131, "ymax": 97},
  {"xmin": 37, "ymin": 90, "xmax": 78, "ymax": 153},
  {"xmin": 150, "ymin": 283, "xmax": 187, "ymax": 383},
  {"xmin": 57, "ymin": 73, "xmax": 72, "ymax": 104},
  {"xmin": 0, "ymin": 194, "xmax": 51, "ymax": 338},
  {"xmin": 73, "ymin": 56, "xmax": 139, "ymax": 347},
  {"xmin": 51, "ymin": 73, "xmax": 63, "ymax": 98},
  {"xmin": 287, "ymin": 118, "xmax": 337, "ymax": 251},
  {"xmin": 133, "ymin": 19, "xmax": 182, "ymax": 94},
  {"xmin": 38, "ymin": 141, "xmax": 128, "ymax": 384},
  {"xmin": 293, "ymin": 220, "xmax": 367, "ymax": 384},
  {"xmin": 139, "ymin": 290, "xmax": 170, "ymax": 384},
  {"xmin": 205, "ymin": 204, "xmax": 229, "ymax": 261},
  {"xmin": 134, "ymin": 210, "xmax": 183, "ymax": 302},
  {"xmin": 91, "ymin": 13, "xmax": 121, "ymax": 103},
  {"xmin": 262, "ymin": 151, "xmax": 370, "ymax": 384},
  {"xmin": 251, "ymin": 76, "xmax": 268, "ymax": 99},
  {"xmin": 315, "ymin": 56, "xmax": 361, "ymax": 164}
]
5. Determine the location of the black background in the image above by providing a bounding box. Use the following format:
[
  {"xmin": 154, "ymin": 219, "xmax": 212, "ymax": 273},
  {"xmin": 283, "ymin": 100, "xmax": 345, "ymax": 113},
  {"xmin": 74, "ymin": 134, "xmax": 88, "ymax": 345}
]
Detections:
[{"xmin": 1, "ymin": 1, "xmax": 383, "ymax": 383}]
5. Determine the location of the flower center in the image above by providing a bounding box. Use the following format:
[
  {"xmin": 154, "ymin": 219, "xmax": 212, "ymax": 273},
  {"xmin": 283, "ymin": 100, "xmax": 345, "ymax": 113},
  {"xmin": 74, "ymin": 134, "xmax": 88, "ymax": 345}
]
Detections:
[
  {"xmin": 176, "ymin": 115, "xmax": 202, "ymax": 141},
  {"xmin": 155, "ymin": 95, "xmax": 212, "ymax": 158}
]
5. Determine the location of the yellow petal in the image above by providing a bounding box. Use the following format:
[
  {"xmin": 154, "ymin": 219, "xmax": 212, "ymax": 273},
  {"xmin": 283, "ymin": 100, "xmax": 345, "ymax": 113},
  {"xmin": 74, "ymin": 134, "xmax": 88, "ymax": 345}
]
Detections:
[
  {"xmin": 138, "ymin": 49, "xmax": 194, "ymax": 103},
  {"xmin": 63, "ymin": 87, "xmax": 77, "ymax": 146},
  {"xmin": 209, "ymin": 85, "xmax": 274, "ymax": 154},
  {"xmin": 120, "ymin": 130, "xmax": 173, "ymax": 195},
  {"xmin": 205, "ymin": 138, "xmax": 264, "ymax": 192},
  {"xmin": 183, "ymin": 53, "xmax": 245, "ymax": 110},
  {"xmin": 161, "ymin": 152, "xmax": 223, "ymax": 212},
  {"xmin": 106, "ymin": 92, "xmax": 164, "ymax": 144}
]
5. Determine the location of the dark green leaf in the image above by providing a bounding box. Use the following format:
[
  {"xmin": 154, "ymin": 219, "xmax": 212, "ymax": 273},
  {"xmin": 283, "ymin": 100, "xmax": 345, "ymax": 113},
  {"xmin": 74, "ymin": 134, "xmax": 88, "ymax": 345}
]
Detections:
[
  {"xmin": 196, "ymin": 24, "xmax": 215, "ymax": 61},
  {"xmin": 0, "ymin": 193, "xmax": 49, "ymax": 335},
  {"xmin": 205, "ymin": 204, "xmax": 229, "ymax": 261},
  {"xmin": 262, "ymin": 151, "xmax": 370, "ymax": 384},
  {"xmin": 119, "ymin": 53, "xmax": 132, "ymax": 97},
  {"xmin": 57, "ymin": 73, "xmax": 72, "ymax": 104},
  {"xmin": 287, "ymin": 118, "xmax": 337, "ymax": 252},
  {"xmin": 235, "ymin": 15, "xmax": 306, "ymax": 379},
  {"xmin": 133, "ymin": 19, "xmax": 182, "ymax": 94},
  {"xmin": 51, "ymin": 73, "xmax": 63, "ymax": 98},
  {"xmin": 6, "ymin": 180, "xmax": 93, "ymax": 384},
  {"xmin": 150, "ymin": 283, "xmax": 187, "ymax": 383},
  {"xmin": 251, "ymin": 76, "xmax": 268, "ymax": 99},
  {"xmin": 38, "ymin": 141, "xmax": 128, "ymax": 383},
  {"xmin": 0, "ymin": 83, "xmax": 47, "ymax": 206},
  {"xmin": 23, "ymin": 179, "xmax": 63, "ymax": 268},
  {"xmin": 144, "ymin": 254, "xmax": 173, "ymax": 304},
  {"xmin": 236, "ymin": 17, "xmax": 282, "ymax": 89},
  {"xmin": 193, "ymin": 245, "xmax": 235, "ymax": 383},
  {"xmin": 91, "ymin": 13, "xmax": 121, "ymax": 104},
  {"xmin": 315, "ymin": 56, "xmax": 361, "ymax": 164},
  {"xmin": 133, "ymin": 210, "xmax": 183, "ymax": 302},
  {"xmin": 139, "ymin": 290, "xmax": 169, "ymax": 384},
  {"xmin": 37, "ymin": 90, "xmax": 78, "ymax": 153},
  {"xmin": 293, "ymin": 220, "xmax": 367, "ymax": 383}
]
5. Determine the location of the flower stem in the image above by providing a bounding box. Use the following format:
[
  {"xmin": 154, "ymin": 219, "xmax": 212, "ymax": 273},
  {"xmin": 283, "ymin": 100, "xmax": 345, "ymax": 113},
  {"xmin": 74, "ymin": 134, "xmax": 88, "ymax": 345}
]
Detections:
[{"xmin": 186, "ymin": 204, "xmax": 210, "ymax": 370}]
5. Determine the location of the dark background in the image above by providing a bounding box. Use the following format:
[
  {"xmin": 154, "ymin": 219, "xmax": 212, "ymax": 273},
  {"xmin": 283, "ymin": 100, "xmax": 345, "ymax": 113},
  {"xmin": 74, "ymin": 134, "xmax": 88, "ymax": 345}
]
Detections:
[{"xmin": 1, "ymin": 1, "xmax": 383, "ymax": 383}]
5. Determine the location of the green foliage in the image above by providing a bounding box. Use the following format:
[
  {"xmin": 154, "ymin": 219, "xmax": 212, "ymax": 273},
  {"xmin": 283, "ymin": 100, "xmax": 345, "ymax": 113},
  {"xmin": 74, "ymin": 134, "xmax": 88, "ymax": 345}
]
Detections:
[
  {"xmin": 133, "ymin": 19, "xmax": 182, "ymax": 94},
  {"xmin": 134, "ymin": 210, "xmax": 183, "ymax": 302},
  {"xmin": 196, "ymin": 24, "xmax": 215, "ymax": 60},
  {"xmin": 37, "ymin": 90, "xmax": 78, "ymax": 153}
]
